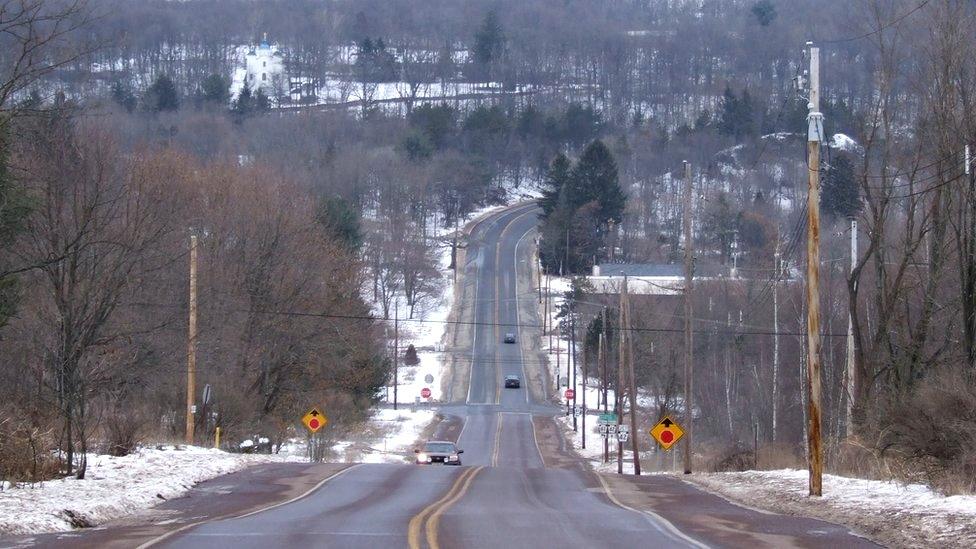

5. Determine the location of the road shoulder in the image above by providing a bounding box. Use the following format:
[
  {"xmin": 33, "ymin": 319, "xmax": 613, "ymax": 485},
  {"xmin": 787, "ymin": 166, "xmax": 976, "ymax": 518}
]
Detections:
[{"xmin": 2, "ymin": 462, "xmax": 350, "ymax": 549}]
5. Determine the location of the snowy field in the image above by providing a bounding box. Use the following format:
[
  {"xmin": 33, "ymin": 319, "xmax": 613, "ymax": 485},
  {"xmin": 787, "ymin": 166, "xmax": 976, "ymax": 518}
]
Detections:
[
  {"xmin": 689, "ymin": 469, "xmax": 976, "ymax": 549},
  {"xmin": 0, "ymin": 446, "xmax": 302, "ymax": 535}
]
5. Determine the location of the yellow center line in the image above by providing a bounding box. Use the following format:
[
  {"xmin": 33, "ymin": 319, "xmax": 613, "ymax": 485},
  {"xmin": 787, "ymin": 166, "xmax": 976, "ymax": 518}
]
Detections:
[
  {"xmin": 407, "ymin": 467, "xmax": 478, "ymax": 549},
  {"xmin": 425, "ymin": 466, "xmax": 485, "ymax": 549},
  {"xmin": 494, "ymin": 219, "xmax": 503, "ymax": 405},
  {"xmin": 491, "ymin": 413, "xmax": 504, "ymax": 467}
]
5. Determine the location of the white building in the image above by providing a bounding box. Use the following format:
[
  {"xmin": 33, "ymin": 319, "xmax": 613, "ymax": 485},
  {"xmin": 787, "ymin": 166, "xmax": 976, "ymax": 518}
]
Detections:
[{"xmin": 244, "ymin": 35, "xmax": 286, "ymax": 97}]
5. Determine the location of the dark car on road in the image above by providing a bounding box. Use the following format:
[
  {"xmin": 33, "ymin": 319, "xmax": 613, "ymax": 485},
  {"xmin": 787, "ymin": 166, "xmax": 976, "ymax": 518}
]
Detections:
[
  {"xmin": 503, "ymin": 333, "xmax": 516, "ymax": 343},
  {"xmin": 504, "ymin": 375, "xmax": 521, "ymax": 388},
  {"xmin": 414, "ymin": 440, "xmax": 464, "ymax": 465}
]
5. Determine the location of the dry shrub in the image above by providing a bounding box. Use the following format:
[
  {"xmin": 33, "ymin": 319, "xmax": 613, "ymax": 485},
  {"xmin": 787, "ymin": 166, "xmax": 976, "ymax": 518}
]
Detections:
[
  {"xmin": 870, "ymin": 368, "xmax": 976, "ymax": 494},
  {"xmin": 828, "ymin": 439, "xmax": 892, "ymax": 480},
  {"xmin": 758, "ymin": 442, "xmax": 803, "ymax": 470},
  {"xmin": 102, "ymin": 408, "xmax": 144, "ymax": 457},
  {"xmin": 0, "ymin": 407, "xmax": 59, "ymax": 485},
  {"xmin": 706, "ymin": 444, "xmax": 756, "ymax": 472}
]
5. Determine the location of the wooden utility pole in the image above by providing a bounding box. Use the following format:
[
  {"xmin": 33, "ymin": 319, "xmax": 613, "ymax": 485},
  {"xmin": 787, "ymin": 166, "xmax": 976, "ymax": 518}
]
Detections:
[
  {"xmin": 581, "ymin": 333, "xmax": 587, "ymax": 449},
  {"xmin": 617, "ymin": 282, "xmax": 626, "ymax": 475},
  {"xmin": 186, "ymin": 234, "xmax": 198, "ymax": 445},
  {"xmin": 844, "ymin": 216, "xmax": 857, "ymax": 436},
  {"xmin": 805, "ymin": 42, "xmax": 824, "ymax": 497},
  {"xmin": 571, "ymin": 308, "xmax": 578, "ymax": 432},
  {"xmin": 601, "ymin": 308, "xmax": 609, "ymax": 464},
  {"xmin": 623, "ymin": 278, "xmax": 641, "ymax": 475},
  {"xmin": 772, "ymin": 240, "xmax": 781, "ymax": 442},
  {"xmin": 394, "ymin": 302, "xmax": 399, "ymax": 410},
  {"xmin": 682, "ymin": 161, "xmax": 694, "ymax": 474}
]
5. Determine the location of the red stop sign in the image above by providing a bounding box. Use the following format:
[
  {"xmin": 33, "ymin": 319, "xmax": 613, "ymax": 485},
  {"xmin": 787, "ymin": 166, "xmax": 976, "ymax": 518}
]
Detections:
[
  {"xmin": 660, "ymin": 430, "xmax": 674, "ymax": 444},
  {"xmin": 564, "ymin": 389, "xmax": 575, "ymax": 400},
  {"xmin": 308, "ymin": 418, "xmax": 320, "ymax": 430},
  {"xmin": 421, "ymin": 387, "xmax": 432, "ymax": 399}
]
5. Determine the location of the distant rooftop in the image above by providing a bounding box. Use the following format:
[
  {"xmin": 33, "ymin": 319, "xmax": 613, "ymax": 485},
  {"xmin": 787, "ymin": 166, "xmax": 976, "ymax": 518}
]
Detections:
[{"xmin": 593, "ymin": 263, "xmax": 729, "ymax": 278}]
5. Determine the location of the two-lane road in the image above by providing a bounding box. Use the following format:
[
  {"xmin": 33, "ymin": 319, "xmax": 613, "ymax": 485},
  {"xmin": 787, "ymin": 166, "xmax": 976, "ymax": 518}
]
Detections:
[{"xmin": 9, "ymin": 203, "xmax": 878, "ymax": 549}]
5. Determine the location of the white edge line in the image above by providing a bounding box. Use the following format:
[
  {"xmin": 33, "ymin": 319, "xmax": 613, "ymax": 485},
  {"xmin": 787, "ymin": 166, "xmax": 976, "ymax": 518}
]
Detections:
[
  {"xmin": 595, "ymin": 473, "xmax": 710, "ymax": 549},
  {"xmin": 529, "ymin": 414, "xmax": 547, "ymax": 468},
  {"xmin": 512, "ymin": 214, "xmax": 534, "ymax": 406},
  {"xmin": 465, "ymin": 255, "xmax": 480, "ymax": 404},
  {"xmin": 136, "ymin": 464, "xmax": 362, "ymax": 549}
]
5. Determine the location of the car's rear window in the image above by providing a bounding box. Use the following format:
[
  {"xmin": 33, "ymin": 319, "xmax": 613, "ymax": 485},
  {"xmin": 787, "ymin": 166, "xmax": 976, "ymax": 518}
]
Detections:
[{"xmin": 424, "ymin": 442, "xmax": 456, "ymax": 453}]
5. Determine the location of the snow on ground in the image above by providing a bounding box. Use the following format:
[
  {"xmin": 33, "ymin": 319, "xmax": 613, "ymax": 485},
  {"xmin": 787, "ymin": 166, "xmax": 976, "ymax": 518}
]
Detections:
[
  {"xmin": 688, "ymin": 469, "xmax": 976, "ymax": 549},
  {"xmin": 354, "ymin": 408, "xmax": 436, "ymax": 464},
  {"xmin": 0, "ymin": 446, "xmax": 303, "ymax": 535}
]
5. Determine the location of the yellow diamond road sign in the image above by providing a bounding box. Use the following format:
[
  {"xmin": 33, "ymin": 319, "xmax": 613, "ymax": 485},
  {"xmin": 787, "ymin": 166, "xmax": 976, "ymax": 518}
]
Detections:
[
  {"xmin": 650, "ymin": 416, "xmax": 684, "ymax": 450},
  {"xmin": 302, "ymin": 407, "xmax": 327, "ymax": 433}
]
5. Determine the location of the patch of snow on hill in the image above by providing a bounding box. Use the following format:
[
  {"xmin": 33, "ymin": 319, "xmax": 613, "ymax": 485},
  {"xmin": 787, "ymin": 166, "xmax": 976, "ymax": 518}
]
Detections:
[{"xmin": 830, "ymin": 133, "xmax": 861, "ymax": 153}]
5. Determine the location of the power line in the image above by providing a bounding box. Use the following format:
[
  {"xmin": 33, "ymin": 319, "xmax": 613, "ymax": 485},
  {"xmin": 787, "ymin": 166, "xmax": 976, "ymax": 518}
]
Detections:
[
  {"xmin": 818, "ymin": 0, "xmax": 931, "ymax": 44},
  {"xmin": 121, "ymin": 301, "xmax": 849, "ymax": 338}
]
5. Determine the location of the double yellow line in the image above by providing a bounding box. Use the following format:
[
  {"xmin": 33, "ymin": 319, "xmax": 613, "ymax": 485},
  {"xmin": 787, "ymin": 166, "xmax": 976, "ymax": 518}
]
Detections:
[{"xmin": 407, "ymin": 466, "xmax": 485, "ymax": 549}]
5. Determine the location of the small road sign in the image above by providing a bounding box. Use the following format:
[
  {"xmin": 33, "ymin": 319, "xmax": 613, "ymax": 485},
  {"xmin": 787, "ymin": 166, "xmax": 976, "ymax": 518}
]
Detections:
[
  {"xmin": 564, "ymin": 389, "xmax": 575, "ymax": 400},
  {"xmin": 607, "ymin": 424, "xmax": 618, "ymax": 435},
  {"xmin": 559, "ymin": 376, "xmax": 568, "ymax": 386},
  {"xmin": 618, "ymin": 424, "xmax": 630, "ymax": 434},
  {"xmin": 421, "ymin": 387, "xmax": 432, "ymax": 399},
  {"xmin": 302, "ymin": 407, "xmax": 327, "ymax": 433},
  {"xmin": 424, "ymin": 374, "xmax": 434, "ymax": 384},
  {"xmin": 573, "ymin": 406, "xmax": 582, "ymax": 417},
  {"xmin": 650, "ymin": 416, "xmax": 684, "ymax": 450},
  {"xmin": 202, "ymin": 384, "xmax": 212, "ymax": 405},
  {"xmin": 598, "ymin": 424, "xmax": 609, "ymax": 435},
  {"xmin": 598, "ymin": 413, "xmax": 618, "ymax": 424},
  {"xmin": 617, "ymin": 432, "xmax": 630, "ymax": 443}
]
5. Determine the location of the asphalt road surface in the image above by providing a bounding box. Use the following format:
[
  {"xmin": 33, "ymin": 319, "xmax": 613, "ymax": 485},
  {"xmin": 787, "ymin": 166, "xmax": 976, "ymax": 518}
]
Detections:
[{"xmin": 8, "ymin": 203, "xmax": 879, "ymax": 549}]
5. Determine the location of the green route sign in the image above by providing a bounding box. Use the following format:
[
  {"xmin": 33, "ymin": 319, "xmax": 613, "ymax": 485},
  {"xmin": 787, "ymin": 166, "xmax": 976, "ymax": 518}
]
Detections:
[{"xmin": 598, "ymin": 413, "xmax": 618, "ymax": 424}]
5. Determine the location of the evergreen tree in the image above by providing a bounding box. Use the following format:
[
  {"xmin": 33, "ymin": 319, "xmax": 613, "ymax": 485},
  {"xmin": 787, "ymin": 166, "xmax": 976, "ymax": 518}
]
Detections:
[
  {"xmin": 233, "ymin": 79, "xmax": 254, "ymax": 118},
  {"xmin": 111, "ymin": 81, "xmax": 137, "ymax": 113},
  {"xmin": 472, "ymin": 10, "xmax": 505, "ymax": 82},
  {"xmin": 539, "ymin": 153, "xmax": 571, "ymax": 219},
  {"xmin": 822, "ymin": 154, "xmax": 861, "ymax": 219},
  {"xmin": 717, "ymin": 84, "xmax": 756, "ymax": 140},
  {"xmin": 408, "ymin": 104, "xmax": 456, "ymax": 149},
  {"xmin": 568, "ymin": 140, "xmax": 626, "ymax": 226},
  {"xmin": 751, "ymin": 1, "xmax": 777, "ymax": 26},
  {"xmin": 200, "ymin": 74, "xmax": 230, "ymax": 105},
  {"xmin": 316, "ymin": 196, "xmax": 363, "ymax": 251},
  {"xmin": 563, "ymin": 103, "xmax": 602, "ymax": 148},
  {"xmin": 255, "ymin": 88, "xmax": 272, "ymax": 112},
  {"xmin": 145, "ymin": 75, "xmax": 180, "ymax": 112}
]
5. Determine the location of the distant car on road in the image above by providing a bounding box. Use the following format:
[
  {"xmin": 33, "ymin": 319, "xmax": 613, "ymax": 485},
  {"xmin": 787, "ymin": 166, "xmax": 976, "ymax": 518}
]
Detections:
[
  {"xmin": 504, "ymin": 375, "xmax": 521, "ymax": 389},
  {"xmin": 503, "ymin": 333, "xmax": 516, "ymax": 344},
  {"xmin": 414, "ymin": 440, "xmax": 464, "ymax": 465}
]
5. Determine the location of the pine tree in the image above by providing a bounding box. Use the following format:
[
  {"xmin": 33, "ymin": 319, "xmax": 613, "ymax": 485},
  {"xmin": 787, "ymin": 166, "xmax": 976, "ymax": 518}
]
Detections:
[
  {"xmin": 569, "ymin": 140, "xmax": 625, "ymax": 226},
  {"xmin": 822, "ymin": 154, "xmax": 861, "ymax": 219},
  {"xmin": 751, "ymin": 0, "xmax": 778, "ymax": 26},
  {"xmin": 539, "ymin": 153, "xmax": 571, "ymax": 219},
  {"xmin": 201, "ymin": 74, "xmax": 230, "ymax": 105},
  {"xmin": 233, "ymin": 79, "xmax": 254, "ymax": 118},
  {"xmin": 145, "ymin": 75, "xmax": 179, "ymax": 112},
  {"xmin": 111, "ymin": 81, "xmax": 137, "ymax": 112},
  {"xmin": 472, "ymin": 10, "xmax": 505, "ymax": 83}
]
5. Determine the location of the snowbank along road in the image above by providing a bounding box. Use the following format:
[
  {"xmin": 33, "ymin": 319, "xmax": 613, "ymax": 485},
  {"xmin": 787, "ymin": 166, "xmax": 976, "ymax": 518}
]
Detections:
[{"xmin": 5, "ymin": 203, "xmax": 879, "ymax": 549}]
